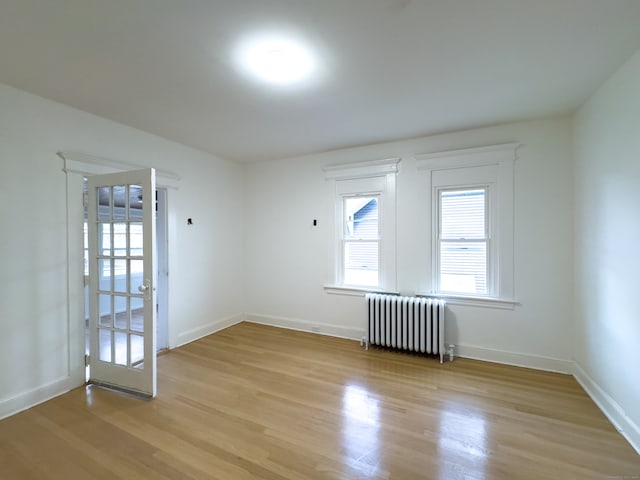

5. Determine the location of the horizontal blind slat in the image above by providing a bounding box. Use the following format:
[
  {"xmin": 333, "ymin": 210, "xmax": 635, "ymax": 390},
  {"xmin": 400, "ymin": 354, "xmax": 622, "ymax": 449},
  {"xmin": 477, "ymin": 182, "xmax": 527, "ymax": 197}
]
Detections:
[{"xmin": 439, "ymin": 188, "xmax": 487, "ymax": 294}]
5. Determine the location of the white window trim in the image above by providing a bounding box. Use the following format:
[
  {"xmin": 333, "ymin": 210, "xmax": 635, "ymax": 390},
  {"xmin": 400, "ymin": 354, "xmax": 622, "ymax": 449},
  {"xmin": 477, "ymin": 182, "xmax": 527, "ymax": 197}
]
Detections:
[
  {"xmin": 416, "ymin": 143, "xmax": 520, "ymax": 307},
  {"xmin": 416, "ymin": 293, "xmax": 518, "ymax": 309},
  {"xmin": 323, "ymin": 285, "xmax": 400, "ymax": 296},
  {"xmin": 323, "ymin": 158, "xmax": 399, "ymax": 295},
  {"xmin": 323, "ymin": 157, "xmax": 399, "ymax": 180}
]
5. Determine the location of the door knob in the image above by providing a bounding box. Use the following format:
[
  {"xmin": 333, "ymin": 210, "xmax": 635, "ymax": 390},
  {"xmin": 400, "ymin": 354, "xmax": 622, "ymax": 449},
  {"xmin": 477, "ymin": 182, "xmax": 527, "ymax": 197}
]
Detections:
[{"xmin": 138, "ymin": 280, "xmax": 152, "ymax": 299}]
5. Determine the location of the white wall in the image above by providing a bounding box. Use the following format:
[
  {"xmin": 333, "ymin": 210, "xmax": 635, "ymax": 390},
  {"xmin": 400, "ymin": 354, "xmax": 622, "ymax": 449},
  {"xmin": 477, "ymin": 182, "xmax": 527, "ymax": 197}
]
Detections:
[
  {"xmin": 1, "ymin": 48, "xmax": 638, "ymax": 453},
  {"xmin": 0, "ymin": 83, "xmax": 244, "ymax": 418},
  {"xmin": 1, "ymin": 39, "xmax": 639, "ymax": 453},
  {"xmin": 573, "ymin": 47, "xmax": 640, "ymax": 451},
  {"xmin": 244, "ymin": 117, "xmax": 575, "ymax": 371}
]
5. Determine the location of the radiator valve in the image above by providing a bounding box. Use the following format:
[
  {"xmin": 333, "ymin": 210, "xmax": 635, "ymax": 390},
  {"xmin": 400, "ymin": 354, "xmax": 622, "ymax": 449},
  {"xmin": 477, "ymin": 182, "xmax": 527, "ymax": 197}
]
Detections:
[{"xmin": 448, "ymin": 344, "xmax": 455, "ymax": 362}]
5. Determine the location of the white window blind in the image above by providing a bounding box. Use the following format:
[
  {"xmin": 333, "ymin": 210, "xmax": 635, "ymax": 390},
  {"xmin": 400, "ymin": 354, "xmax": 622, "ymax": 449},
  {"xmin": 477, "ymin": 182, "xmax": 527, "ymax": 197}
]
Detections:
[
  {"xmin": 343, "ymin": 196, "xmax": 379, "ymax": 286},
  {"xmin": 438, "ymin": 188, "xmax": 488, "ymax": 294},
  {"xmin": 418, "ymin": 143, "xmax": 517, "ymax": 303}
]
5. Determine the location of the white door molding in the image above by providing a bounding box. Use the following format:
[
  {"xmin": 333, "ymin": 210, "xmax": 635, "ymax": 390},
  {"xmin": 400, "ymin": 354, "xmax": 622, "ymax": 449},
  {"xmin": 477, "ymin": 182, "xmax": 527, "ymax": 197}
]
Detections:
[{"xmin": 57, "ymin": 151, "xmax": 181, "ymax": 189}]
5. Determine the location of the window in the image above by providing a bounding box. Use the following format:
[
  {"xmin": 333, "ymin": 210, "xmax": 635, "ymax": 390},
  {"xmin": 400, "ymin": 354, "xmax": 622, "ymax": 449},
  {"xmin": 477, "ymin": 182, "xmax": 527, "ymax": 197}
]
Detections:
[
  {"xmin": 437, "ymin": 187, "xmax": 488, "ymax": 295},
  {"xmin": 417, "ymin": 143, "xmax": 518, "ymax": 303},
  {"xmin": 343, "ymin": 196, "xmax": 379, "ymax": 286},
  {"xmin": 324, "ymin": 158, "xmax": 399, "ymax": 292}
]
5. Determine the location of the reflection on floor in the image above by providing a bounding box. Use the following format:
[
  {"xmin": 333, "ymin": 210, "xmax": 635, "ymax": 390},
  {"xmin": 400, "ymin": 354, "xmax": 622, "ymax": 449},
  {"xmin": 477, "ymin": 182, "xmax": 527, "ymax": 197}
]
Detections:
[{"xmin": 4, "ymin": 322, "xmax": 640, "ymax": 479}]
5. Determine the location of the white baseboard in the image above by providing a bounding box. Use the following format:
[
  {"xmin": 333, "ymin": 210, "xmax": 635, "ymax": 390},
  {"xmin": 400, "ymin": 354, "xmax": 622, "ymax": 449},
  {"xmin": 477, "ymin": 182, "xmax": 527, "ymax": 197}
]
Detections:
[
  {"xmin": 243, "ymin": 315, "xmax": 573, "ymax": 374},
  {"xmin": 454, "ymin": 344, "xmax": 573, "ymax": 374},
  {"xmin": 175, "ymin": 313, "xmax": 244, "ymax": 348},
  {"xmin": 245, "ymin": 313, "xmax": 365, "ymax": 341},
  {"xmin": 573, "ymin": 362, "xmax": 640, "ymax": 455},
  {"xmin": 0, "ymin": 375, "xmax": 76, "ymax": 421},
  {"xmin": 5, "ymin": 318, "xmax": 638, "ymax": 456}
]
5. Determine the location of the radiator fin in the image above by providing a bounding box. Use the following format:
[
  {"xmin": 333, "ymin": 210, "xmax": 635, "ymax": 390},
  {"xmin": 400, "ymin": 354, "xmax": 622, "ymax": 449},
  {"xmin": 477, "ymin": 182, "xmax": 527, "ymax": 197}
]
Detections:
[{"xmin": 365, "ymin": 293, "xmax": 446, "ymax": 363}]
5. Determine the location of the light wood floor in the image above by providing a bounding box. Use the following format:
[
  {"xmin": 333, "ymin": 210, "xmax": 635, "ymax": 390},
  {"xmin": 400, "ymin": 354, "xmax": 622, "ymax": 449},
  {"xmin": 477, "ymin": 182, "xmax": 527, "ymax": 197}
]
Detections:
[{"xmin": 1, "ymin": 322, "xmax": 638, "ymax": 479}]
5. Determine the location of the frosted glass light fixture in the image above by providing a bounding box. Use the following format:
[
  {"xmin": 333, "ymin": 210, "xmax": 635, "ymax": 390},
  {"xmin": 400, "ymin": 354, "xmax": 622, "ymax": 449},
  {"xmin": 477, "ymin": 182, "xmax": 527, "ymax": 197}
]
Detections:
[{"xmin": 236, "ymin": 34, "xmax": 316, "ymax": 86}]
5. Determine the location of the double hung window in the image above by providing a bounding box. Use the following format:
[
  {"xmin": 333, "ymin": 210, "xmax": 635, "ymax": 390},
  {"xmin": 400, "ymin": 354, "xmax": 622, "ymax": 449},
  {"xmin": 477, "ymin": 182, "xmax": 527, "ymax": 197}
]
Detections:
[
  {"xmin": 417, "ymin": 143, "xmax": 517, "ymax": 302},
  {"xmin": 343, "ymin": 196, "xmax": 380, "ymax": 287},
  {"xmin": 324, "ymin": 159, "xmax": 399, "ymax": 292},
  {"xmin": 437, "ymin": 187, "xmax": 488, "ymax": 295}
]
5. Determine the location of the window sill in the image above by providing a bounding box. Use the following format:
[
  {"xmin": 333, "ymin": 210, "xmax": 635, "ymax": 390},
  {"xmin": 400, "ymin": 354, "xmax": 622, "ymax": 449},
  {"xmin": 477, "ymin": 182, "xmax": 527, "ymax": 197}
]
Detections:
[
  {"xmin": 323, "ymin": 286, "xmax": 518, "ymax": 309},
  {"xmin": 417, "ymin": 293, "xmax": 518, "ymax": 309},
  {"xmin": 324, "ymin": 285, "xmax": 399, "ymax": 297}
]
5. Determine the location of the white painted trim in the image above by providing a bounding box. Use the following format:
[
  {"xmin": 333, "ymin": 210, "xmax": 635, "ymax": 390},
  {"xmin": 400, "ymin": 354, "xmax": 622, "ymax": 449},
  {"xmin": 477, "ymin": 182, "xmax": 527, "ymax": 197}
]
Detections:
[
  {"xmin": 239, "ymin": 318, "xmax": 571, "ymax": 375},
  {"xmin": 420, "ymin": 142, "xmax": 517, "ymax": 301},
  {"xmin": 62, "ymin": 152, "xmax": 180, "ymax": 383},
  {"xmin": 323, "ymin": 157, "xmax": 400, "ymax": 180},
  {"xmin": 185, "ymin": 317, "xmax": 640, "ymax": 455},
  {"xmin": 245, "ymin": 313, "xmax": 365, "ymax": 341},
  {"xmin": 65, "ymin": 172, "xmax": 88, "ymax": 392},
  {"xmin": 166, "ymin": 192, "xmax": 178, "ymax": 348},
  {"xmin": 323, "ymin": 287, "xmax": 516, "ymax": 308},
  {"xmin": 0, "ymin": 375, "xmax": 76, "ymax": 421},
  {"xmin": 175, "ymin": 314, "xmax": 244, "ymax": 348},
  {"xmin": 57, "ymin": 151, "xmax": 181, "ymax": 189},
  {"xmin": 324, "ymin": 284, "xmax": 399, "ymax": 296},
  {"xmin": 327, "ymin": 161, "xmax": 398, "ymax": 293},
  {"xmin": 417, "ymin": 293, "xmax": 517, "ymax": 309},
  {"xmin": 415, "ymin": 143, "xmax": 521, "ymax": 171},
  {"xmin": 454, "ymin": 344, "xmax": 573, "ymax": 374},
  {"xmin": 573, "ymin": 362, "xmax": 640, "ymax": 455}
]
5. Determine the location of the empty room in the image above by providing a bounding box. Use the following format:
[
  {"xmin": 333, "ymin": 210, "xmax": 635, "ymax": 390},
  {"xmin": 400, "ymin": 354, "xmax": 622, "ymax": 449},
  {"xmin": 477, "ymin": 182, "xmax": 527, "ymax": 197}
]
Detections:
[{"xmin": 1, "ymin": 1, "xmax": 640, "ymax": 478}]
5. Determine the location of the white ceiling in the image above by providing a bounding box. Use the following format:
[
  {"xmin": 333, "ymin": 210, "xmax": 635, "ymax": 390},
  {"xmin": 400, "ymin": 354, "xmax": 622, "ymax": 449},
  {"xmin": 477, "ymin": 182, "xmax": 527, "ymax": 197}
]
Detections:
[{"xmin": 1, "ymin": 0, "xmax": 640, "ymax": 163}]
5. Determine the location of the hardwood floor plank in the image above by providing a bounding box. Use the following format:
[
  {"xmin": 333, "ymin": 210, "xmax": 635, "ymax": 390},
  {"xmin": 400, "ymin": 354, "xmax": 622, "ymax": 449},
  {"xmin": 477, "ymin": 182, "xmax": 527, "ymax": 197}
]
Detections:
[{"xmin": 0, "ymin": 322, "xmax": 638, "ymax": 479}]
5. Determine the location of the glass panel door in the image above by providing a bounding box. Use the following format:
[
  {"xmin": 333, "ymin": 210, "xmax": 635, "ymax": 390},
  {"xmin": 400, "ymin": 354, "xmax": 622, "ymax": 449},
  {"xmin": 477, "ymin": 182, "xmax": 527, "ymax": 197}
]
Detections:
[{"xmin": 87, "ymin": 168, "xmax": 156, "ymax": 397}]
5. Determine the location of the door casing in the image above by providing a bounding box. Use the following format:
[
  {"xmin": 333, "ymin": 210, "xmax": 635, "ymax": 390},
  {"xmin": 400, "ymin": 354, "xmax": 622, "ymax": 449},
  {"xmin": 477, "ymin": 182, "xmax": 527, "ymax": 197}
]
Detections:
[{"xmin": 61, "ymin": 152, "xmax": 179, "ymax": 391}]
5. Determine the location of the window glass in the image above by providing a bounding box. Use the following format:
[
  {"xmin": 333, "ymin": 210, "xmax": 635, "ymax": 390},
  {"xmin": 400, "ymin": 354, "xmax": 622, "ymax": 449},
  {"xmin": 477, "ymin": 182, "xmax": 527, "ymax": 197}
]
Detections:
[
  {"xmin": 441, "ymin": 189, "xmax": 485, "ymax": 239},
  {"xmin": 343, "ymin": 197, "xmax": 379, "ymax": 287},
  {"xmin": 345, "ymin": 197, "xmax": 378, "ymax": 239},
  {"xmin": 438, "ymin": 188, "xmax": 487, "ymax": 295},
  {"xmin": 344, "ymin": 242, "xmax": 379, "ymax": 286}
]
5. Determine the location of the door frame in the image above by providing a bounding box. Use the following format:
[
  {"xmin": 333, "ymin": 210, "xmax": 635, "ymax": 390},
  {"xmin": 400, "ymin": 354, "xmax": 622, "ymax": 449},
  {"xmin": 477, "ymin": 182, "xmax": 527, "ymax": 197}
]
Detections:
[
  {"xmin": 156, "ymin": 187, "xmax": 169, "ymax": 351},
  {"xmin": 61, "ymin": 151, "xmax": 180, "ymax": 389}
]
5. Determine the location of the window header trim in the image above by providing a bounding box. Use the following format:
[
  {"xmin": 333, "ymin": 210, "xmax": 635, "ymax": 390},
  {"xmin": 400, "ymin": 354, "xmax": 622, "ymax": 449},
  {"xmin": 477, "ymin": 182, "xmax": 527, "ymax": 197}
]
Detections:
[
  {"xmin": 416, "ymin": 143, "xmax": 521, "ymax": 171},
  {"xmin": 323, "ymin": 157, "xmax": 400, "ymax": 180}
]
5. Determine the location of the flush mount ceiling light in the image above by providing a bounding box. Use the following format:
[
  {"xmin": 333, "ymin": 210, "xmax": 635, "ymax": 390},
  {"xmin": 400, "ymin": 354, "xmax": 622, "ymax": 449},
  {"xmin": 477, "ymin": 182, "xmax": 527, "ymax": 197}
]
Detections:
[{"xmin": 236, "ymin": 34, "xmax": 316, "ymax": 86}]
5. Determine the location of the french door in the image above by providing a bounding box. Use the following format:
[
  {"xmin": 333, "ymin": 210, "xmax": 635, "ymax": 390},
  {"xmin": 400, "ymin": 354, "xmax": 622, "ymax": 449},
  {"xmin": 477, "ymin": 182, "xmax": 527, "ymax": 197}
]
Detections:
[{"xmin": 87, "ymin": 168, "xmax": 157, "ymax": 397}]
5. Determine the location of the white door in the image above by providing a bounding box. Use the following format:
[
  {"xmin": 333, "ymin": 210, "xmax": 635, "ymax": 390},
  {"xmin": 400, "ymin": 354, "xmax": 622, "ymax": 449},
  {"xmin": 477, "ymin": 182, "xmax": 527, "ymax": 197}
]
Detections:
[{"xmin": 88, "ymin": 168, "xmax": 157, "ymax": 397}]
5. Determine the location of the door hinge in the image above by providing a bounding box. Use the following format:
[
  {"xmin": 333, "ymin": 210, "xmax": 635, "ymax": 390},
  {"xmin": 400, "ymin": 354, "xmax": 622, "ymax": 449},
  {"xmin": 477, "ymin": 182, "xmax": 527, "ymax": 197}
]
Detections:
[{"xmin": 84, "ymin": 354, "xmax": 90, "ymax": 367}]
